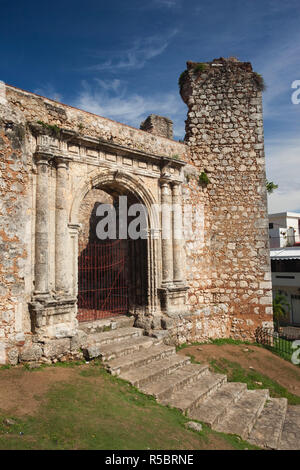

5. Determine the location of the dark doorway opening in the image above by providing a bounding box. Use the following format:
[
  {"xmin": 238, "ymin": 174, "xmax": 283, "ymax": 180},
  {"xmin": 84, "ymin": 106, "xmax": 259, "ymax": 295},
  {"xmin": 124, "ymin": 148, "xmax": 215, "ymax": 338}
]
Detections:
[{"xmin": 77, "ymin": 187, "xmax": 148, "ymax": 321}]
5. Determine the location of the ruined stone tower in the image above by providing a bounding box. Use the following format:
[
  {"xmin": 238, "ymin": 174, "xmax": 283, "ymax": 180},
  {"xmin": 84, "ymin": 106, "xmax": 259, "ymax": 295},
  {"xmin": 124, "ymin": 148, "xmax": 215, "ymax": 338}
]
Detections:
[{"xmin": 177, "ymin": 57, "xmax": 272, "ymax": 340}]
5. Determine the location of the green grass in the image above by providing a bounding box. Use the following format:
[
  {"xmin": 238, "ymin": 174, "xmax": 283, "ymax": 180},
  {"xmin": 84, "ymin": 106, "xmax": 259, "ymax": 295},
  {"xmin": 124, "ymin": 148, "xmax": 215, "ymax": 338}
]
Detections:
[
  {"xmin": 269, "ymin": 337, "xmax": 296, "ymax": 363},
  {"xmin": 176, "ymin": 336, "xmax": 296, "ymax": 361},
  {"xmin": 22, "ymin": 360, "xmax": 87, "ymax": 372},
  {"xmin": 176, "ymin": 338, "xmax": 252, "ymax": 352},
  {"xmin": 192, "ymin": 63, "xmax": 207, "ymax": 73},
  {"xmin": 0, "ymin": 363, "xmax": 259, "ymax": 450},
  {"xmin": 208, "ymin": 357, "xmax": 300, "ymax": 405}
]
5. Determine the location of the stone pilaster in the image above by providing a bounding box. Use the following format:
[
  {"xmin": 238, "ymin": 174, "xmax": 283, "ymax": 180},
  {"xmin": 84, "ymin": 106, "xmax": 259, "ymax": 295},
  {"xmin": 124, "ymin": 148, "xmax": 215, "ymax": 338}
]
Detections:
[
  {"xmin": 160, "ymin": 179, "xmax": 173, "ymax": 285},
  {"xmin": 68, "ymin": 223, "xmax": 81, "ymax": 297},
  {"xmin": 55, "ymin": 155, "xmax": 71, "ymax": 294},
  {"xmin": 159, "ymin": 179, "xmax": 188, "ymax": 317},
  {"xmin": 172, "ymin": 182, "xmax": 184, "ymax": 284},
  {"xmin": 34, "ymin": 151, "xmax": 52, "ymax": 296},
  {"xmin": 147, "ymin": 228, "xmax": 161, "ymax": 315},
  {"xmin": 30, "ymin": 144, "xmax": 77, "ymax": 348}
]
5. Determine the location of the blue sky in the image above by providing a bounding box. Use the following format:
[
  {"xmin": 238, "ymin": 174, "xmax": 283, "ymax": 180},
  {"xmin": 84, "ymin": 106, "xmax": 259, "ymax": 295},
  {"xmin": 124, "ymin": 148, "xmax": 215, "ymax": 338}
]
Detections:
[{"xmin": 0, "ymin": 0, "xmax": 299, "ymax": 212}]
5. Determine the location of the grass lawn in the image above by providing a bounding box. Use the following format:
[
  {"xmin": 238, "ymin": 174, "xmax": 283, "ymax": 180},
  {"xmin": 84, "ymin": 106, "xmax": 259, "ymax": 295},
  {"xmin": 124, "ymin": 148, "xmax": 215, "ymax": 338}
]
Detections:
[
  {"xmin": 209, "ymin": 357, "xmax": 300, "ymax": 405},
  {"xmin": 0, "ymin": 362, "xmax": 258, "ymax": 450},
  {"xmin": 178, "ymin": 339, "xmax": 300, "ymax": 405}
]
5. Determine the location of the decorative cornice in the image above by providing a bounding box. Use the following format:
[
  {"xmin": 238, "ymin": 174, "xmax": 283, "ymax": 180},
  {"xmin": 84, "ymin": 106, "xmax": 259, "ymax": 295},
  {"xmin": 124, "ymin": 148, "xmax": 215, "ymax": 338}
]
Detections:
[{"xmin": 29, "ymin": 121, "xmax": 187, "ymax": 170}]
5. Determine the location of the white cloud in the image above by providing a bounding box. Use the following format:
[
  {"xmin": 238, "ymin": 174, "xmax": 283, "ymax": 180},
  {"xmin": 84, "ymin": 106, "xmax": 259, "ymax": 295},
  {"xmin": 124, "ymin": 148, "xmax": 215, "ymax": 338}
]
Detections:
[
  {"xmin": 153, "ymin": 0, "xmax": 181, "ymax": 7},
  {"xmin": 34, "ymin": 83, "xmax": 62, "ymax": 102},
  {"xmin": 266, "ymin": 137, "xmax": 300, "ymax": 213},
  {"xmin": 253, "ymin": 28, "xmax": 300, "ymax": 120},
  {"xmin": 87, "ymin": 31, "xmax": 178, "ymax": 72},
  {"xmin": 268, "ymin": 188, "xmax": 300, "ymax": 214},
  {"xmin": 73, "ymin": 78, "xmax": 185, "ymax": 138},
  {"xmin": 251, "ymin": 26, "xmax": 300, "ymax": 213}
]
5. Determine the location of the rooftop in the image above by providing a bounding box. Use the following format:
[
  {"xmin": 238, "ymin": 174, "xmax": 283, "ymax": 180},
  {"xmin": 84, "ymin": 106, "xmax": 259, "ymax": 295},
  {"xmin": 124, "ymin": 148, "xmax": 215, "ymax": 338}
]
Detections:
[
  {"xmin": 270, "ymin": 247, "xmax": 300, "ymax": 260},
  {"xmin": 269, "ymin": 212, "xmax": 300, "ymax": 219}
]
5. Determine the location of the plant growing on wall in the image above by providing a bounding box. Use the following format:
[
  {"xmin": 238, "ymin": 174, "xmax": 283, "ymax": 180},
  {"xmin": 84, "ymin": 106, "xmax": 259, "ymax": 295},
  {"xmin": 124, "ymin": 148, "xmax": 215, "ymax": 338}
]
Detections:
[
  {"xmin": 266, "ymin": 180, "xmax": 278, "ymax": 194},
  {"xmin": 192, "ymin": 63, "xmax": 207, "ymax": 73},
  {"xmin": 37, "ymin": 120, "xmax": 61, "ymax": 137},
  {"xmin": 253, "ymin": 72, "xmax": 266, "ymax": 92},
  {"xmin": 198, "ymin": 171, "xmax": 211, "ymax": 186},
  {"xmin": 178, "ymin": 70, "xmax": 188, "ymax": 90}
]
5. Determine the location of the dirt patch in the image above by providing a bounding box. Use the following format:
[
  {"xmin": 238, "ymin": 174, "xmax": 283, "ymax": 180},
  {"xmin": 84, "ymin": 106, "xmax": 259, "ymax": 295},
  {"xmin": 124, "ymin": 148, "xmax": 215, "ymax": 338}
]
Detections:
[
  {"xmin": 0, "ymin": 366, "xmax": 83, "ymax": 416},
  {"xmin": 178, "ymin": 344, "xmax": 300, "ymax": 396},
  {"xmin": 0, "ymin": 364, "xmax": 243, "ymax": 450}
]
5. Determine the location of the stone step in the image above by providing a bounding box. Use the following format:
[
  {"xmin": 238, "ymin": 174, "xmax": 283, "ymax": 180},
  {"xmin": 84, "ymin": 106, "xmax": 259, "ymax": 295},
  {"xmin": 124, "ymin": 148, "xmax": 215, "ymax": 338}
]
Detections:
[
  {"xmin": 112, "ymin": 315, "xmax": 135, "ymax": 329},
  {"xmin": 278, "ymin": 406, "xmax": 300, "ymax": 450},
  {"xmin": 98, "ymin": 336, "xmax": 155, "ymax": 362},
  {"xmin": 214, "ymin": 389, "xmax": 269, "ymax": 440},
  {"xmin": 248, "ymin": 398, "xmax": 288, "ymax": 449},
  {"xmin": 119, "ymin": 354, "xmax": 191, "ymax": 388},
  {"xmin": 189, "ymin": 382, "xmax": 247, "ymax": 426},
  {"xmin": 160, "ymin": 371, "xmax": 227, "ymax": 413},
  {"xmin": 106, "ymin": 344, "xmax": 176, "ymax": 375},
  {"xmin": 83, "ymin": 327, "xmax": 143, "ymax": 359},
  {"xmin": 140, "ymin": 363, "xmax": 210, "ymax": 401},
  {"xmin": 79, "ymin": 315, "xmax": 135, "ymax": 334}
]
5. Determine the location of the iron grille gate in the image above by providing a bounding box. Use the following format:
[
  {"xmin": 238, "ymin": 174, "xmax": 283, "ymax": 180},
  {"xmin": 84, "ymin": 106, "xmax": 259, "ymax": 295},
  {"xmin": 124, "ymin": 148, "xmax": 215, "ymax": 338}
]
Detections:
[{"xmin": 77, "ymin": 240, "xmax": 129, "ymax": 322}]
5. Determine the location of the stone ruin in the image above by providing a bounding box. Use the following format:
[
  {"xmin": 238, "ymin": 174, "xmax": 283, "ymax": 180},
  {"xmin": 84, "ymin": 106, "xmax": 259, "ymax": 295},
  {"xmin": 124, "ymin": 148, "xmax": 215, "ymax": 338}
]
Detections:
[{"xmin": 0, "ymin": 57, "xmax": 273, "ymax": 364}]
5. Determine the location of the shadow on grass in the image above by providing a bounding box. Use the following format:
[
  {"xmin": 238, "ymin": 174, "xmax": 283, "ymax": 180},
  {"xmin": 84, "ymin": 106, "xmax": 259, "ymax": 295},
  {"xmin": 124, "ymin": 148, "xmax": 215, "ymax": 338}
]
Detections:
[{"xmin": 0, "ymin": 362, "xmax": 259, "ymax": 451}]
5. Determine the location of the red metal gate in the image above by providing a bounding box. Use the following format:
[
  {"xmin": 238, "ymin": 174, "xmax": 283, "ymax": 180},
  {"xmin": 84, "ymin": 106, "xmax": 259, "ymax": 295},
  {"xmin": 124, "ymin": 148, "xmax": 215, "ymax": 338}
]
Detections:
[{"xmin": 77, "ymin": 240, "xmax": 128, "ymax": 322}]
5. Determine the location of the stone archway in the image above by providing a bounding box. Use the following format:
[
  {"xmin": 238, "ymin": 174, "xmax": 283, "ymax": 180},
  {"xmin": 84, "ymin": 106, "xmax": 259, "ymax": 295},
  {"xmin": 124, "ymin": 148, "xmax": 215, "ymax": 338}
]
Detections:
[{"xmin": 69, "ymin": 169, "xmax": 161, "ymax": 322}]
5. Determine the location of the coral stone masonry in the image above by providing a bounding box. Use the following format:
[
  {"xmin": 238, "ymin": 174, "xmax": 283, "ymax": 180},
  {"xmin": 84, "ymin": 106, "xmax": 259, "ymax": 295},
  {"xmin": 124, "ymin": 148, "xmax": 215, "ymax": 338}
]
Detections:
[{"xmin": 0, "ymin": 57, "xmax": 273, "ymax": 365}]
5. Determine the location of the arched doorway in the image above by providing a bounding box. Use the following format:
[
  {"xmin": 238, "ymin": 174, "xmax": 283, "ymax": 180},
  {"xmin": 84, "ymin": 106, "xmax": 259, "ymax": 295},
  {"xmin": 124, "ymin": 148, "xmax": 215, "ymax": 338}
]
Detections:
[
  {"xmin": 69, "ymin": 169, "xmax": 160, "ymax": 322},
  {"xmin": 77, "ymin": 184, "xmax": 148, "ymax": 322}
]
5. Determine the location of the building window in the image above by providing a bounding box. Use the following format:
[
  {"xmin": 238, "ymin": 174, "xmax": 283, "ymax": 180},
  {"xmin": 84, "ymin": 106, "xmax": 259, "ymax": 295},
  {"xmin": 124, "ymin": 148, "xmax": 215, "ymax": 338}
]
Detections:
[{"xmin": 269, "ymin": 223, "xmax": 274, "ymax": 229}]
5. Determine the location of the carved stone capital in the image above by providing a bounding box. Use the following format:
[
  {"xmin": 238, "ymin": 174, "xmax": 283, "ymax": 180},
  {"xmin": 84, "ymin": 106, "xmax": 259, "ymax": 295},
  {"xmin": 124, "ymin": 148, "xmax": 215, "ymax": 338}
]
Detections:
[
  {"xmin": 54, "ymin": 154, "xmax": 73, "ymax": 168},
  {"xmin": 34, "ymin": 150, "xmax": 53, "ymax": 165},
  {"xmin": 159, "ymin": 177, "xmax": 172, "ymax": 188}
]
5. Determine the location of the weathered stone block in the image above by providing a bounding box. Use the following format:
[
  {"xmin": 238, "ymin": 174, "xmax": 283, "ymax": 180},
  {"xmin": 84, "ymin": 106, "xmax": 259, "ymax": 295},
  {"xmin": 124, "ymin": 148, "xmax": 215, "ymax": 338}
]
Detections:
[
  {"xmin": 134, "ymin": 315, "xmax": 152, "ymax": 331},
  {"xmin": 161, "ymin": 317, "xmax": 175, "ymax": 330},
  {"xmin": 185, "ymin": 421, "xmax": 203, "ymax": 432},
  {"xmin": 70, "ymin": 330, "xmax": 88, "ymax": 352},
  {"xmin": 43, "ymin": 338, "xmax": 71, "ymax": 359},
  {"xmin": 19, "ymin": 344, "xmax": 43, "ymax": 362},
  {"xmin": 7, "ymin": 347, "xmax": 19, "ymax": 365},
  {"xmin": 83, "ymin": 344, "xmax": 102, "ymax": 360},
  {"xmin": 151, "ymin": 316, "xmax": 162, "ymax": 330}
]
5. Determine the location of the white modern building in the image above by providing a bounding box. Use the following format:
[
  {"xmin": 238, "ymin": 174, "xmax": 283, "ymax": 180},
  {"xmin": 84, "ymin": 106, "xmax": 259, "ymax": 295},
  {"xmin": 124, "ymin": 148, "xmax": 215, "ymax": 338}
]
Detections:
[
  {"xmin": 269, "ymin": 212, "xmax": 300, "ymax": 248},
  {"xmin": 270, "ymin": 247, "xmax": 300, "ymax": 326}
]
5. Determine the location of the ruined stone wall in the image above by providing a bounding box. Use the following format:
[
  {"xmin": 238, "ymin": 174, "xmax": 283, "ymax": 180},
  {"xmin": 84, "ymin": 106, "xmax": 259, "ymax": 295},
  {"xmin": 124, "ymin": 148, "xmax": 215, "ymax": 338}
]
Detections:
[
  {"xmin": 0, "ymin": 63, "xmax": 274, "ymax": 363},
  {"xmin": 175, "ymin": 58, "xmax": 273, "ymax": 342},
  {"xmin": 5, "ymin": 85, "xmax": 185, "ymax": 159},
  {"xmin": 140, "ymin": 114, "xmax": 174, "ymax": 140},
  {"xmin": 0, "ymin": 83, "xmax": 187, "ymax": 363},
  {"xmin": 0, "ymin": 85, "xmax": 33, "ymax": 364}
]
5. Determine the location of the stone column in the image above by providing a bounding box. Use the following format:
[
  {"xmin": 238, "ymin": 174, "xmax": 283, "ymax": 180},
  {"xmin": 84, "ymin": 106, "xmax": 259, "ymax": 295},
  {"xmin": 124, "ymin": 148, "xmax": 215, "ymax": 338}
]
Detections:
[
  {"xmin": 34, "ymin": 152, "xmax": 52, "ymax": 295},
  {"xmin": 68, "ymin": 223, "xmax": 81, "ymax": 297},
  {"xmin": 160, "ymin": 179, "xmax": 173, "ymax": 285},
  {"xmin": 172, "ymin": 182, "xmax": 184, "ymax": 284},
  {"xmin": 147, "ymin": 228, "xmax": 161, "ymax": 314},
  {"xmin": 55, "ymin": 155, "xmax": 70, "ymax": 294}
]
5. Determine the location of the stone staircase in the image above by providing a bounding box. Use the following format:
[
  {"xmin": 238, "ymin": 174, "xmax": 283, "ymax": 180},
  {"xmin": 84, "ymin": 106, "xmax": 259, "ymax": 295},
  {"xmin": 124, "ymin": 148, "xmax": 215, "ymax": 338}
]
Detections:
[{"xmin": 81, "ymin": 316, "xmax": 300, "ymax": 450}]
